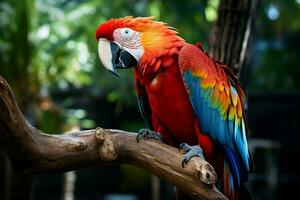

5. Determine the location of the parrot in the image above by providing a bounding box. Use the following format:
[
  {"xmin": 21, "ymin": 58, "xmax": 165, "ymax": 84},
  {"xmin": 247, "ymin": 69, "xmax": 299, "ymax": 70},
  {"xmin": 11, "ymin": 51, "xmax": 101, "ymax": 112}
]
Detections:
[{"xmin": 95, "ymin": 16, "xmax": 253, "ymax": 200}]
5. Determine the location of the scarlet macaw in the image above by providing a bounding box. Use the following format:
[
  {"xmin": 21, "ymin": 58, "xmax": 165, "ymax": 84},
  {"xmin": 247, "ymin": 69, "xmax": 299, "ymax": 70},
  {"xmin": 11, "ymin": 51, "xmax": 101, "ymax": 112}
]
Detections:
[{"xmin": 95, "ymin": 16, "xmax": 252, "ymax": 200}]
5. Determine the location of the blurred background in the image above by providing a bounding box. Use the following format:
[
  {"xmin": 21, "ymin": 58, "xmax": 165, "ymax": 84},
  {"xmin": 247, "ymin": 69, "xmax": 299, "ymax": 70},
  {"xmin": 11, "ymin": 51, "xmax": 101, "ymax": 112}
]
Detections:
[{"xmin": 0, "ymin": 0, "xmax": 300, "ymax": 199}]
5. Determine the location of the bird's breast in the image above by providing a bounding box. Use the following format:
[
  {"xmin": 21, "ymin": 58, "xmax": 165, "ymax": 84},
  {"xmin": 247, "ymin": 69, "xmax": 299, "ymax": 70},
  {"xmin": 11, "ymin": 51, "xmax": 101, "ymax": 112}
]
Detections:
[{"xmin": 145, "ymin": 62, "xmax": 198, "ymax": 144}]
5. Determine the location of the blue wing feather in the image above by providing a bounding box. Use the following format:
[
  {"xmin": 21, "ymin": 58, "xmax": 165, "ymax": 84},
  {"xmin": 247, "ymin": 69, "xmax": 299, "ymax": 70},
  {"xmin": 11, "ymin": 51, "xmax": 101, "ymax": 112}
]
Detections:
[
  {"xmin": 180, "ymin": 67, "xmax": 250, "ymax": 186},
  {"xmin": 179, "ymin": 44, "xmax": 252, "ymax": 195}
]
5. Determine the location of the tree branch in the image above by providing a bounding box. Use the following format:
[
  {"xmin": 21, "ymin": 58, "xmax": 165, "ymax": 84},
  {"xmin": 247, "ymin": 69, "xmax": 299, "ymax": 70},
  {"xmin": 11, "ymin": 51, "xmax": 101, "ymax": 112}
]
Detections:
[{"xmin": 0, "ymin": 76, "xmax": 227, "ymax": 200}]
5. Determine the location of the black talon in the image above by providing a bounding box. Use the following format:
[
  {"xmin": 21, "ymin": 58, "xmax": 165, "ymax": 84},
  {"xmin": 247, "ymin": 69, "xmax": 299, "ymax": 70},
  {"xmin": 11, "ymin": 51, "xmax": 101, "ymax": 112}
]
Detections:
[
  {"xmin": 182, "ymin": 157, "xmax": 188, "ymax": 168},
  {"xmin": 136, "ymin": 128, "xmax": 162, "ymax": 143},
  {"xmin": 179, "ymin": 143, "xmax": 205, "ymax": 168}
]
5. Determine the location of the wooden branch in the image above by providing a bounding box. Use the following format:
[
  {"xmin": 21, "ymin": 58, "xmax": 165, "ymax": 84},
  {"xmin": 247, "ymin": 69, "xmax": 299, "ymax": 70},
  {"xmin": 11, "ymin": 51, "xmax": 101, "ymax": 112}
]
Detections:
[{"xmin": 0, "ymin": 76, "xmax": 227, "ymax": 200}]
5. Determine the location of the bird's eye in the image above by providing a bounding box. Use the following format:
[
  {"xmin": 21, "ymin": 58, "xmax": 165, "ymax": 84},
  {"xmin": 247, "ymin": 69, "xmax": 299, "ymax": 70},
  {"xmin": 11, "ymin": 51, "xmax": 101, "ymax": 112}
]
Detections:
[{"xmin": 121, "ymin": 28, "xmax": 133, "ymax": 38}]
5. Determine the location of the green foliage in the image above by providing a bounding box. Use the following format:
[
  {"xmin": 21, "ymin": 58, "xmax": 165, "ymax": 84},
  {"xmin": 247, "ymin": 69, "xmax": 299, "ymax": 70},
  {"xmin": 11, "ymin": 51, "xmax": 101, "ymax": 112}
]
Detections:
[
  {"xmin": 39, "ymin": 109, "xmax": 64, "ymax": 133},
  {"xmin": 1, "ymin": 0, "xmax": 300, "ymax": 130},
  {"xmin": 0, "ymin": 0, "xmax": 215, "ymax": 133},
  {"xmin": 0, "ymin": 0, "xmax": 214, "ymax": 91}
]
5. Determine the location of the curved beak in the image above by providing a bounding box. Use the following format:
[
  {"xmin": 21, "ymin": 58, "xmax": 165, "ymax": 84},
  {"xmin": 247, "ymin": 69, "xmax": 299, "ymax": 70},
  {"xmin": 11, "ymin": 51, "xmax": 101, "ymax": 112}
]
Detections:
[{"xmin": 98, "ymin": 38, "xmax": 138, "ymax": 77}]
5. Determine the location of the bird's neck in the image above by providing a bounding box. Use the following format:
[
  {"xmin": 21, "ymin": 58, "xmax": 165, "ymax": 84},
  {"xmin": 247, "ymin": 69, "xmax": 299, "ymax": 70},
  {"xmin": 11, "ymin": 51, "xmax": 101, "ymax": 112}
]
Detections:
[{"xmin": 136, "ymin": 43, "xmax": 185, "ymax": 82}]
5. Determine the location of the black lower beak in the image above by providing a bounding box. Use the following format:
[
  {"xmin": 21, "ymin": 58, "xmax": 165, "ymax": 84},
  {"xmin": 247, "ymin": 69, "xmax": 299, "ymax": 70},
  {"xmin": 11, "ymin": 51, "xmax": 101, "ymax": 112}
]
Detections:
[
  {"xmin": 98, "ymin": 38, "xmax": 138, "ymax": 77},
  {"xmin": 110, "ymin": 42, "xmax": 137, "ymax": 70}
]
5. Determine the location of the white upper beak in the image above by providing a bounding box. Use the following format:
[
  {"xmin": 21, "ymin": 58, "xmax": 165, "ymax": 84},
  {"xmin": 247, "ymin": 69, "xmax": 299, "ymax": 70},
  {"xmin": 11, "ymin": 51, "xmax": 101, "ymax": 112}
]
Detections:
[{"xmin": 98, "ymin": 38, "xmax": 115, "ymax": 73}]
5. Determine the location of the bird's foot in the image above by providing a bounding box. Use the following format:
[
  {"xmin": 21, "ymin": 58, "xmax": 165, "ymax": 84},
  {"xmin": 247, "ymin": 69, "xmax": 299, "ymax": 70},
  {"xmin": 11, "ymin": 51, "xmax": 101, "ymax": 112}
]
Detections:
[
  {"xmin": 136, "ymin": 128, "xmax": 162, "ymax": 143},
  {"xmin": 179, "ymin": 143, "xmax": 205, "ymax": 168}
]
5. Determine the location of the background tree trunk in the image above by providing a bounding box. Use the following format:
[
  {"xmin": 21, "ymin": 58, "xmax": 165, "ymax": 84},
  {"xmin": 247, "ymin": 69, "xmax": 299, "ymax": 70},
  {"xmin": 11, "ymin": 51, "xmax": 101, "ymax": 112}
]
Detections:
[
  {"xmin": 2, "ymin": 0, "xmax": 36, "ymax": 199},
  {"xmin": 209, "ymin": 0, "xmax": 260, "ymax": 86}
]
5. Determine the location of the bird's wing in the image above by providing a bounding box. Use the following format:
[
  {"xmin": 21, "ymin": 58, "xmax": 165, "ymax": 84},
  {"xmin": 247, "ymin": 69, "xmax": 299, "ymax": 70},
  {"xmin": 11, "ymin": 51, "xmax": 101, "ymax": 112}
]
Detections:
[{"xmin": 178, "ymin": 44, "xmax": 251, "ymax": 185}]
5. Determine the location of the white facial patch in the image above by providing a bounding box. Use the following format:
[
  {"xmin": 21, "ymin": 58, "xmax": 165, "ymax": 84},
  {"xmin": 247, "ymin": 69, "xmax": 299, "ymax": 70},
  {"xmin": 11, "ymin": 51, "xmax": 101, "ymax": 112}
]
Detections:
[{"xmin": 113, "ymin": 28, "xmax": 144, "ymax": 63}]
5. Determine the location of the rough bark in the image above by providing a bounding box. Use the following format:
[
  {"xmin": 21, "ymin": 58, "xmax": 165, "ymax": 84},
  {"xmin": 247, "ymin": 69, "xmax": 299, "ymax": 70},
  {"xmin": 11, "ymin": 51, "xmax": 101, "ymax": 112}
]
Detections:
[
  {"xmin": 209, "ymin": 0, "xmax": 260, "ymax": 82},
  {"xmin": 0, "ymin": 76, "xmax": 227, "ymax": 200}
]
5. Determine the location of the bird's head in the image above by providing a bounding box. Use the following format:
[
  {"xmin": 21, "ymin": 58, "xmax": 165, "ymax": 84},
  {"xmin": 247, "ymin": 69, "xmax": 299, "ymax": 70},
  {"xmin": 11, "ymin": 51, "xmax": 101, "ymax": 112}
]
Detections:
[{"xmin": 95, "ymin": 16, "xmax": 184, "ymax": 76}]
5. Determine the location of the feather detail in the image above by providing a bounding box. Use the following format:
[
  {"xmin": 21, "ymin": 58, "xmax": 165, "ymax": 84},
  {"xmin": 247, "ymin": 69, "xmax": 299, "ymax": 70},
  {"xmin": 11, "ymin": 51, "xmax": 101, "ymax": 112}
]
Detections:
[
  {"xmin": 230, "ymin": 86, "xmax": 238, "ymax": 106},
  {"xmin": 161, "ymin": 56, "xmax": 174, "ymax": 67},
  {"xmin": 218, "ymin": 83, "xmax": 225, "ymax": 92},
  {"xmin": 149, "ymin": 58, "xmax": 156, "ymax": 66},
  {"xmin": 223, "ymin": 157, "xmax": 236, "ymax": 200},
  {"xmin": 153, "ymin": 59, "xmax": 161, "ymax": 73},
  {"xmin": 229, "ymin": 106, "xmax": 236, "ymax": 121}
]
